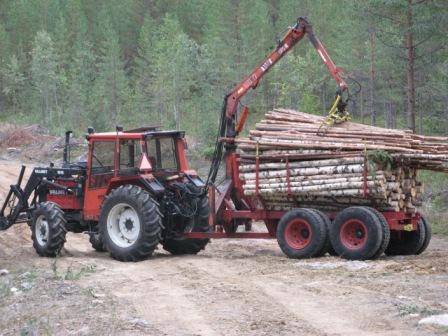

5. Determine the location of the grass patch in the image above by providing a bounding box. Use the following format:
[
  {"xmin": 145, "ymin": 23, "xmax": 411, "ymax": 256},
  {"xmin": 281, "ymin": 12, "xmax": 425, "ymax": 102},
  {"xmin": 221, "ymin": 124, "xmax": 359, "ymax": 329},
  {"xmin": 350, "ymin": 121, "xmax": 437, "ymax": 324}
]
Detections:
[
  {"xmin": 419, "ymin": 171, "xmax": 448, "ymax": 235},
  {"xmin": 51, "ymin": 258, "xmax": 97, "ymax": 280},
  {"xmin": 397, "ymin": 302, "xmax": 441, "ymax": 317},
  {"xmin": 0, "ymin": 281, "xmax": 11, "ymax": 299}
]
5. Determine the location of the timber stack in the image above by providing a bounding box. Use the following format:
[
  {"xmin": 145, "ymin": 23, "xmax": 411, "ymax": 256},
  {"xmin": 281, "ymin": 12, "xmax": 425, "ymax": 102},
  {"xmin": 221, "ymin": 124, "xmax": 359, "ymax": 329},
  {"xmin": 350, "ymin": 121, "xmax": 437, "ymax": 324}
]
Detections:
[{"xmin": 236, "ymin": 108, "xmax": 448, "ymax": 214}]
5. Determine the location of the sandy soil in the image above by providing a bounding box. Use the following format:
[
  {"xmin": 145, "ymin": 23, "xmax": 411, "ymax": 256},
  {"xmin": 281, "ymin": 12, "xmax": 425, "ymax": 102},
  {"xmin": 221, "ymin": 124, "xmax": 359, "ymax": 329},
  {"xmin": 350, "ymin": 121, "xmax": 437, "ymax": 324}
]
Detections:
[{"xmin": 1, "ymin": 160, "xmax": 448, "ymax": 336}]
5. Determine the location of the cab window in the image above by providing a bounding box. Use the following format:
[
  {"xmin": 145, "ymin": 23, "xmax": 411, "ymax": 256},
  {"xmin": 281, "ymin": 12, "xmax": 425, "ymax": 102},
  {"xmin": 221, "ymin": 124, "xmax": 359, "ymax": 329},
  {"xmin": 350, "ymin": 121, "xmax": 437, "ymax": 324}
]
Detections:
[
  {"xmin": 91, "ymin": 141, "xmax": 115, "ymax": 173},
  {"xmin": 89, "ymin": 141, "xmax": 115, "ymax": 188},
  {"xmin": 146, "ymin": 137, "xmax": 178, "ymax": 171},
  {"xmin": 119, "ymin": 140, "xmax": 141, "ymax": 174}
]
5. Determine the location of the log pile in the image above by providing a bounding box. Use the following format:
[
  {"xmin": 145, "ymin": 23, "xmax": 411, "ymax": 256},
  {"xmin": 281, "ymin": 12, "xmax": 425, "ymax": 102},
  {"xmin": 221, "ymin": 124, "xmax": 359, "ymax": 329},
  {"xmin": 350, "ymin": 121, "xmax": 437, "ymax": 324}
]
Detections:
[{"xmin": 236, "ymin": 108, "xmax": 448, "ymax": 213}]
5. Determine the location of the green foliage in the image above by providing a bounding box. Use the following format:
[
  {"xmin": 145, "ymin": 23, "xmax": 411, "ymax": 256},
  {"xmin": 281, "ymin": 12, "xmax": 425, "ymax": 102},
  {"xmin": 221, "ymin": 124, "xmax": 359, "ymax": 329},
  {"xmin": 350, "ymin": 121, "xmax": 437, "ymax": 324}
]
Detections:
[
  {"xmin": 2, "ymin": 55, "xmax": 25, "ymax": 112},
  {"xmin": 30, "ymin": 31, "xmax": 64, "ymax": 131},
  {"xmin": 0, "ymin": 0, "xmax": 445, "ymax": 144},
  {"xmin": 366, "ymin": 149, "xmax": 394, "ymax": 171}
]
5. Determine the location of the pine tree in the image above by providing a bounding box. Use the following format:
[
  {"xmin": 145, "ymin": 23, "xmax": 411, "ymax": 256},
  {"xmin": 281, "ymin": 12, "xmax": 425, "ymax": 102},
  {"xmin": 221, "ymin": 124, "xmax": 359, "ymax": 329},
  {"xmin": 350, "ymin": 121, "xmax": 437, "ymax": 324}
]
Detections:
[
  {"xmin": 30, "ymin": 31, "xmax": 62, "ymax": 130},
  {"xmin": 149, "ymin": 14, "xmax": 201, "ymax": 130},
  {"xmin": 0, "ymin": 23, "xmax": 11, "ymax": 115},
  {"xmin": 2, "ymin": 54, "xmax": 25, "ymax": 114},
  {"xmin": 133, "ymin": 15, "xmax": 157, "ymax": 123},
  {"xmin": 92, "ymin": 13, "xmax": 129, "ymax": 130}
]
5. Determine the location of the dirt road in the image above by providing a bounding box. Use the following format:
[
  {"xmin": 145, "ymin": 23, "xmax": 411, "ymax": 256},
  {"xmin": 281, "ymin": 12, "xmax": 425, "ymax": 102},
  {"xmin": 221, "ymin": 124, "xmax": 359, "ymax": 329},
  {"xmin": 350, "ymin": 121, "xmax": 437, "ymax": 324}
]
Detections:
[{"xmin": 1, "ymin": 160, "xmax": 448, "ymax": 335}]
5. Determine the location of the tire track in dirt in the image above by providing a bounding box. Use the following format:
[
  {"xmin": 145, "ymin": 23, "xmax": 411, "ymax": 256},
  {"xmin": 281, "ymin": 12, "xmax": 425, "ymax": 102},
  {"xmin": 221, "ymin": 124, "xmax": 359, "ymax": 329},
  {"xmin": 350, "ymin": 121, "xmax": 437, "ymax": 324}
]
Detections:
[
  {"xmin": 182, "ymin": 244, "xmax": 442, "ymax": 336},
  {"xmin": 68, "ymin": 242, "xmax": 220, "ymax": 335}
]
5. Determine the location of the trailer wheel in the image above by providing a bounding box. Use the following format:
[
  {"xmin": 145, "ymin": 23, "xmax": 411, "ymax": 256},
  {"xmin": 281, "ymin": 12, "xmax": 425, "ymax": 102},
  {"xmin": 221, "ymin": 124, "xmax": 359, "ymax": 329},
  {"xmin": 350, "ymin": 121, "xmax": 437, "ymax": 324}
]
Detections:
[
  {"xmin": 364, "ymin": 207, "xmax": 390, "ymax": 259},
  {"xmin": 162, "ymin": 196, "xmax": 210, "ymax": 255},
  {"xmin": 308, "ymin": 209, "xmax": 333, "ymax": 257},
  {"xmin": 100, "ymin": 185, "xmax": 162, "ymax": 262},
  {"xmin": 277, "ymin": 208, "xmax": 327, "ymax": 259},
  {"xmin": 385, "ymin": 217, "xmax": 428, "ymax": 256},
  {"xmin": 330, "ymin": 207, "xmax": 383, "ymax": 260},
  {"xmin": 417, "ymin": 216, "xmax": 431, "ymax": 254},
  {"xmin": 89, "ymin": 233, "xmax": 106, "ymax": 252},
  {"xmin": 31, "ymin": 202, "xmax": 67, "ymax": 257}
]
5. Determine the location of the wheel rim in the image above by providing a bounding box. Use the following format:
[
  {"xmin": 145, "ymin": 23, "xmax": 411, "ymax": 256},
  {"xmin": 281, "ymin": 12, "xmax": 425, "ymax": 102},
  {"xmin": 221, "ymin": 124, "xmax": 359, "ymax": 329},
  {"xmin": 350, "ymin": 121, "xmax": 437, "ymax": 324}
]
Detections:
[
  {"xmin": 35, "ymin": 215, "xmax": 49, "ymax": 247},
  {"xmin": 340, "ymin": 219, "xmax": 368, "ymax": 250},
  {"xmin": 284, "ymin": 219, "xmax": 312, "ymax": 250},
  {"xmin": 107, "ymin": 203, "xmax": 141, "ymax": 248}
]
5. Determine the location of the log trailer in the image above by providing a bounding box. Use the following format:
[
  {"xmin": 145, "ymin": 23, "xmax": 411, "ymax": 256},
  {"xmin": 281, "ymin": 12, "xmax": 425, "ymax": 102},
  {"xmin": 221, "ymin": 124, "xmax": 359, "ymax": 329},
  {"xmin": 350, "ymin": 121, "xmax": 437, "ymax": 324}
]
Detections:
[{"xmin": 0, "ymin": 17, "xmax": 430, "ymax": 261}]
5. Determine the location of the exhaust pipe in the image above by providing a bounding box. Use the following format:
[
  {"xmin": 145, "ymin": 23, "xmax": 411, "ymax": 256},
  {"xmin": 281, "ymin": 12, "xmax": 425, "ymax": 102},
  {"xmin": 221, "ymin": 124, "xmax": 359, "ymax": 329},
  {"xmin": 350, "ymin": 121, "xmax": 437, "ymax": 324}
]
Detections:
[{"xmin": 63, "ymin": 131, "xmax": 72, "ymax": 165}]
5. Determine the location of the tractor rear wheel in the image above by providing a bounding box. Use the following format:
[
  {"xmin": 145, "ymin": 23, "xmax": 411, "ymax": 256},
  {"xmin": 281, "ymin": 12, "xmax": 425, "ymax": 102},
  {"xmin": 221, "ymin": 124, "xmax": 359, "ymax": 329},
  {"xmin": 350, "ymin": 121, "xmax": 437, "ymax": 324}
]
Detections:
[
  {"xmin": 330, "ymin": 206, "xmax": 383, "ymax": 260},
  {"xmin": 385, "ymin": 217, "xmax": 429, "ymax": 256},
  {"xmin": 162, "ymin": 197, "xmax": 210, "ymax": 255},
  {"xmin": 31, "ymin": 202, "xmax": 67, "ymax": 257},
  {"xmin": 276, "ymin": 208, "xmax": 327, "ymax": 259},
  {"xmin": 100, "ymin": 185, "xmax": 162, "ymax": 262}
]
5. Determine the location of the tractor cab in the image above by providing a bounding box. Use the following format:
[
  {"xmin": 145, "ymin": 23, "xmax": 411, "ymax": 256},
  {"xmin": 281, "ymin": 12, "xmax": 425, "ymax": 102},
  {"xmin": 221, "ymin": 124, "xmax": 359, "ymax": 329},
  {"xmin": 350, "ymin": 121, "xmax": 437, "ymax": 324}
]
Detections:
[{"xmin": 83, "ymin": 126, "xmax": 203, "ymax": 221}]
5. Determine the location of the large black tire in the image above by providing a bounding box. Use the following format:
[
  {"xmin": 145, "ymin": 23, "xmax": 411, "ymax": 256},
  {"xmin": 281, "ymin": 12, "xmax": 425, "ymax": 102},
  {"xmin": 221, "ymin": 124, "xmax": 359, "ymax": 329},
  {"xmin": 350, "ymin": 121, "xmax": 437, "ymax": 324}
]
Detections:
[
  {"xmin": 162, "ymin": 197, "xmax": 210, "ymax": 255},
  {"xmin": 31, "ymin": 202, "xmax": 67, "ymax": 257},
  {"xmin": 277, "ymin": 208, "xmax": 327, "ymax": 259},
  {"xmin": 89, "ymin": 233, "xmax": 106, "ymax": 252},
  {"xmin": 99, "ymin": 185, "xmax": 162, "ymax": 262},
  {"xmin": 364, "ymin": 207, "xmax": 390, "ymax": 259},
  {"xmin": 330, "ymin": 206, "xmax": 383, "ymax": 260},
  {"xmin": 385, "ymin": 217, "xmax": 427, "ymax": 256},
  {"xmin": 308, "ymin": 209, "xmax": 333, "ymax": 257},
  {"xmin": 416, "ymin": 216, "xmax": 431, "ymax": 254}
]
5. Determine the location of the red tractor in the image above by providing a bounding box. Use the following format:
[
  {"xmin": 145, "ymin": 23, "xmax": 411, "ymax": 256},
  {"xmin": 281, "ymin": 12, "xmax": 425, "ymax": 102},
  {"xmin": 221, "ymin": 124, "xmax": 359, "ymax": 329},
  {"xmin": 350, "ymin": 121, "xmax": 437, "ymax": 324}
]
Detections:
[
  {"xmin": 0, "ymin": 17, "xmax": 430, "ymax": 261},
  {"xmin": 0, "ymin": 127, "xmax": 211, "ymax": 261}
]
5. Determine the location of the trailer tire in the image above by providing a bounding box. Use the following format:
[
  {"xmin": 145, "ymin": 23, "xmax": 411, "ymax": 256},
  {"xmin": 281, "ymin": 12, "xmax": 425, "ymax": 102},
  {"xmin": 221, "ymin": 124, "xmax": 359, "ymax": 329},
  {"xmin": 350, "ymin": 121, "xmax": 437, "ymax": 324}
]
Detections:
[
  {"xmin": 162, "ymin": 196, "xmax": 210, "ymax": 255},
  {"xmin": 416, "ymin": 216, "xmax": 431, "ymax": 254},
  {"xmin": 385, "ymin": 217, "xmax": 427, "ymax": 256},
  {"xmin": 364, "ymin": 207, "xmax": 390, "ymax": 259},
  {"xmin": 100, "ymin": 185, "xmax": 162, "ymax": 262},
  {"xmin": 89, "ymin": 233, "xmax": 106, "ymax": 252},
  {"xmin": 330, "ymin": 206, "xmax": 383, "ymax": 260},
  {"xmin": 308, "ymin": 209, "xmax": 333, "ymax": 257},
  {"xmin": 277, "ymin": 208, "xmax": 327, "ymax": 259},
  {"xmin": 31, "ymin": 202, "xmax": 67, "ymax": 257}
]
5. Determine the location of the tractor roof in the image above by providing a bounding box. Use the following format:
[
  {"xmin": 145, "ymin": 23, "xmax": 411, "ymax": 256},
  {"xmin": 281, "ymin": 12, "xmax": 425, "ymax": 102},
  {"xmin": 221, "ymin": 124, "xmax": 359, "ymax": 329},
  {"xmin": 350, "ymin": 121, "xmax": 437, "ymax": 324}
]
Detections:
[{"xmin": 86, "ymin": 129, "xmax": 185, "ymax": 141}]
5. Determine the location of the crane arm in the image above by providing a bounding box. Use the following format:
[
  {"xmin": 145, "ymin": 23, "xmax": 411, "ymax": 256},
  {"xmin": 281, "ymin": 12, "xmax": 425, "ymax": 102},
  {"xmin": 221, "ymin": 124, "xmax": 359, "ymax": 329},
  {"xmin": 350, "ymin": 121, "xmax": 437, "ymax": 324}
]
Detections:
[
  {"xmin": 206, "ymin": 17, "xmax": 350, "ymax": 186},
  {"xmin": 225, "ymin": 17, "xmax": 348, "ymax": 137}
]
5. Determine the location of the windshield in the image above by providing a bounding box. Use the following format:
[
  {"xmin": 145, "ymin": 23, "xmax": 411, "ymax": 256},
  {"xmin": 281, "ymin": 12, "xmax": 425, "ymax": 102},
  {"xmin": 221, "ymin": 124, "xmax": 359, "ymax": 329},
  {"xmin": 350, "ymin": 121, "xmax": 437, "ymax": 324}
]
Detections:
[{"xmin": 145, "ymin": 137, "xmax": 178, "ymax": 171}]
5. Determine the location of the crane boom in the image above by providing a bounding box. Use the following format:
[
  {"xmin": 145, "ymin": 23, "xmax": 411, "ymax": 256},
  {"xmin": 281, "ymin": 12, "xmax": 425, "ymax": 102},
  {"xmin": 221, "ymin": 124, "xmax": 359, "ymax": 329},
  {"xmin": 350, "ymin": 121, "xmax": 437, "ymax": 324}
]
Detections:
[
  {"xmin": 225, "ymin": 17, "xmax": 348, "ymax": 137},
  {"xmin": 207, "ymin": 17, "xmax": 350, "ymax": 186}
]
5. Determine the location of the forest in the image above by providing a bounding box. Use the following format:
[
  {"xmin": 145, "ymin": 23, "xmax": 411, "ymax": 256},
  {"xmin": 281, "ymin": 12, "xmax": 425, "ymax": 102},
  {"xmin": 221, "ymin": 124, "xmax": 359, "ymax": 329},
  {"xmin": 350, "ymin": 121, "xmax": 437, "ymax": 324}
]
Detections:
[{"xmin": 0, "ymin": 0, "xmax": 446, "ymax": 148}]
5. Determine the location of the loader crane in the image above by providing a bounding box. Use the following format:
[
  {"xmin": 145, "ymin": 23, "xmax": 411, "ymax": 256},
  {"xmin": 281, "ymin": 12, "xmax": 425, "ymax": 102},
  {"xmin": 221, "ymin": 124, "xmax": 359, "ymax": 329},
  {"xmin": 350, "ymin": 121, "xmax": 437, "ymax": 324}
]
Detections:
[{"xmin": 0, "ymin": 17, "xmax": 430, "ymax": 261}]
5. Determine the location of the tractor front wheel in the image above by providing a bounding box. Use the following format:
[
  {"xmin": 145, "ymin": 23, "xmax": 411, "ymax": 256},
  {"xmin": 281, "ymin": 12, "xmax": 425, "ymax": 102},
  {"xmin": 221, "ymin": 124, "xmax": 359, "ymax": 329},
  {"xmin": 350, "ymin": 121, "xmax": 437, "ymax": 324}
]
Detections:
[
  {"xmin": 100, "ymin": 185, "xmax": 162, "ymax": 262},
  {"xmin": 31, "ymin": 202, "xmax": 67, "ymax": 257},
  {"xmin": 277, "ymin": 208, "xmax": 327, "ymax": 259}
]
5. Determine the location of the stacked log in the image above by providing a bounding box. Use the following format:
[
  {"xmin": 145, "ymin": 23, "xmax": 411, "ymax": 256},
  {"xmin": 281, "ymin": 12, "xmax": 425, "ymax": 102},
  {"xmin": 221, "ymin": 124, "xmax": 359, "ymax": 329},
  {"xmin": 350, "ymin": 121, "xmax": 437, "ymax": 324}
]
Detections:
[{"xmin": 236, "ymin": 109, "xmax": 447, "ymax": 213}]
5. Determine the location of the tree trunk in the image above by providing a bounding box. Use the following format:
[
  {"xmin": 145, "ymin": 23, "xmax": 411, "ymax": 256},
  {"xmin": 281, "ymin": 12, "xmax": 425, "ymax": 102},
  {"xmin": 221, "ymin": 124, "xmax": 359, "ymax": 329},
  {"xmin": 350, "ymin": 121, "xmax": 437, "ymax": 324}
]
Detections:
[
  {"xmin": 360, "ymin": 87, "xmax": 364, "ymax": 124},
  {"xmin": 369, "ymin": 27, "xmax": 376, "ymax": 126},
  {"xmin": 405, "ymin": 0, "xmax": 416, "ymax": 133}
]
